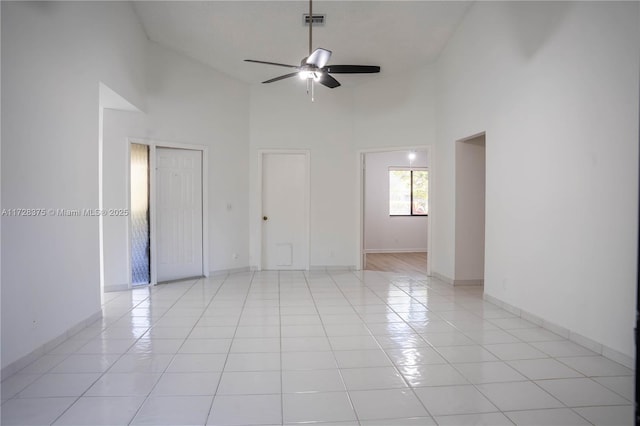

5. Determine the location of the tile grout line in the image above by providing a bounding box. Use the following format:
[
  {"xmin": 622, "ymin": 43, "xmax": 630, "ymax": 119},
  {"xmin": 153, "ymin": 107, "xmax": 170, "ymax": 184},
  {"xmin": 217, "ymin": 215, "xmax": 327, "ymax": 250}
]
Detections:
[
  {"xmin": 444, "ymin": 292, "xmax": 629, "ymax": 423},
  {"xmin": 19, "ymin": 284, "xmax": 168, "ymax": 424},
  {"xmin": 203, "ymin": 271, "xmax": 255, "ymax": 426},
  {"xmin": 398, "ymin": 281, "xmax": 551, "ymax": 420},
  {"xmin": 396, "ymin": 279, "xmax": 597, "ymax": 423},
  {"xmin": 45, "ymin": 278, "xmax": 203, "ymax": 425},
  {"xmin": 388, "ymin": 275, "xmax": 611, "ymax": 423},
  {"xmin": 348, "ymin": 269, "xmax": 444, "ymax": 423},
  {"xmin": 340, "ymin": 269, "xmax": 443, "ymax": 422},
  {"xmin": 122, "ymin": 277, "xmax": 215, "ymax": 426},
  {"xmin": 3, "ymin": 270, "xmax": 633, "ymax": 425},
  {"xmin": 279, "ymin": 270, "xmax": 284, "ymax": 426},
  {"xmin": 306, "ymin": 270, "xmax": 362, "ymax": 426}
]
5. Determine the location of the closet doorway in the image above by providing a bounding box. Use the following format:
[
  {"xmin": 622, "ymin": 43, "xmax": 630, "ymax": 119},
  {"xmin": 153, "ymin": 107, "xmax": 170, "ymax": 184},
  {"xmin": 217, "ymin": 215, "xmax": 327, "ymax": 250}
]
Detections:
[{"xmin": 129, "ymin": 140, "xmax": 207, "ymax": 286}]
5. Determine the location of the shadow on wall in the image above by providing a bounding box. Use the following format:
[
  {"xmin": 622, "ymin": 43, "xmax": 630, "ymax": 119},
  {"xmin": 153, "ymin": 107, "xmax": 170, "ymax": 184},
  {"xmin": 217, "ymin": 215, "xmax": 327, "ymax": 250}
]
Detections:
[{"xmin": 506, "ymin": 2, "xmax": 572, "ymax": 59}]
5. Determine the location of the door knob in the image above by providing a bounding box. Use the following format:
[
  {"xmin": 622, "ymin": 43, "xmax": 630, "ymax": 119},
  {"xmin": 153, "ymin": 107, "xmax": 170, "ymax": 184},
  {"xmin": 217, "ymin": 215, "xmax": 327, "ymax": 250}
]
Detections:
[{"xmin": 263, "ymin": 216, "xmax": 268, "ymax": 221}]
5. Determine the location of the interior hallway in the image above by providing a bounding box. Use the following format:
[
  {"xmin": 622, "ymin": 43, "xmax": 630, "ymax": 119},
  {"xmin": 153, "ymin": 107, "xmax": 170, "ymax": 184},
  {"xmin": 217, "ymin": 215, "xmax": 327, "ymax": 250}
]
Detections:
[
  {"xmin": 365, "ymin": 252, "xmax": 428, "ymax": 275},
  {"xmin": 1, "ymin": 270, "xmax": 632, "ymax": 425}
]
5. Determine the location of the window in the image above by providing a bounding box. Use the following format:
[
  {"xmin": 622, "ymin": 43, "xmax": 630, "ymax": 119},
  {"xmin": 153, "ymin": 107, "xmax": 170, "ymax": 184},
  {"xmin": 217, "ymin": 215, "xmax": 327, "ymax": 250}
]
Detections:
[{"xmin": 389, "ymin": 168, "xmax": 428, "ymax": 216}]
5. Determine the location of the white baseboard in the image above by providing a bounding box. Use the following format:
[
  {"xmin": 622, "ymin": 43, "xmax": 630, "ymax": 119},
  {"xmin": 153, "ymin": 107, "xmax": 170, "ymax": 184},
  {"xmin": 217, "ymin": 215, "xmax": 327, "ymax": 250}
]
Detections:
[
  {"xmin": 104, "ymin": 283, "xmax": 130, "ymax": 292},
  {"xmin": 431, "ymin": 271, "xmax": 453, "ymax": 284},
  {"xmin": 309, "ymin": 265, "xmax": 357, "ymax": 272},
  {"xmin": 210, "ymin": 266, "xmax": 251, "ymax": 277},
  {"xmin": 483, "ymin": 293, "xmax": 634, "ymax": 370},
  {"xmin": 430, "ymin": 271, "xmax": 483, "ymax": 286},
  {"xmin": 364, "ymin": 249, "xmax": 428, "ymax": 254},
  {"xmin": 453, "ymin": 279, "xmax": 484, "ymax": 286},
  {"xmin": 1, "ymin": 310, "xmax": 103, "ymax": 380},
  {"xmin": 248, "ymin": 266, "xmax": 357, "ymax": 273}
]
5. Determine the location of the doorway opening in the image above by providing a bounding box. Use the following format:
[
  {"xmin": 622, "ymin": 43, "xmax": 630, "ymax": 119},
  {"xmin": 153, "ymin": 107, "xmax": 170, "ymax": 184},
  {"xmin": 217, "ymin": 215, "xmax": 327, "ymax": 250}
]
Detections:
[
  {"xmin": 454, "ymin": 133, "xmax": 486, "ymax": 285},
  {"xmin": 130, "ymin": 143, "xmax": 150, "ymax": 286},
  {"xmin": 128, "ymin": 140, "xmax": 208, "ymax": 286},
  {"xmin": 360, "ymin": 148, "xmax": 430, "ymax": 275}
]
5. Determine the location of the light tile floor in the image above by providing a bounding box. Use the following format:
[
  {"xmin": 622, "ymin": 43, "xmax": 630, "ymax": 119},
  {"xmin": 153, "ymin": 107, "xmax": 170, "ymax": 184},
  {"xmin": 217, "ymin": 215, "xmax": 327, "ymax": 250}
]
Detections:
[{"xmin": 1, "ymin": 270, "xmax": 634, "ymax": 425}]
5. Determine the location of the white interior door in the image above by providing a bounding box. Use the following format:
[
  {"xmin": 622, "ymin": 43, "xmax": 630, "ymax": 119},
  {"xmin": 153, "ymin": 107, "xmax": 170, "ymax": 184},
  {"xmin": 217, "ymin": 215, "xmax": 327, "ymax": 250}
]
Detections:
[
  {"xmin": 262, "ymin": 153, "xmax": 309, "ymax": 270},
  {"xmin": 156, "ymin": 147, "xmax": 203, "ymax": 281}
]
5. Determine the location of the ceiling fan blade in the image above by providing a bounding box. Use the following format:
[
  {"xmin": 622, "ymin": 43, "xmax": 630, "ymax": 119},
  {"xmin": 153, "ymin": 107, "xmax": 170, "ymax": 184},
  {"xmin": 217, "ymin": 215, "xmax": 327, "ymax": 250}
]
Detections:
[
  {"xmin": 323, "ymin": 65, "xmax": 381, "ymax": 74},
  {"xmin": 306, "ymin": 48, "xmax": 332, "ymax": 68},
  {"xmin": 318, "ymin": 73, "xmax": 341, "ymax": 89},
  {"xmin": 245, "ymin": 59, "xmax": 299, "ymax": 69},
  {"xmin": 262, "ymin": 72, "xmax": 299, "ymax": 84}
]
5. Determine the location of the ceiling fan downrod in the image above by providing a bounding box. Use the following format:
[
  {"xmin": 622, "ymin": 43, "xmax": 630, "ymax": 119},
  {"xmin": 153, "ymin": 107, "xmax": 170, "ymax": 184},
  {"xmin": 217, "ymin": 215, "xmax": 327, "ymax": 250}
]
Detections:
[
  {"xmin": 308, "ymin": 0, "xmax": 313, "ymax": 56},
  {"xmin": 307, "ymin": 0, "xmax": 315, "ymax": 101},
  {"xmin": 243, "ymin": 0, "xmax": 381, "ymax": 100}
]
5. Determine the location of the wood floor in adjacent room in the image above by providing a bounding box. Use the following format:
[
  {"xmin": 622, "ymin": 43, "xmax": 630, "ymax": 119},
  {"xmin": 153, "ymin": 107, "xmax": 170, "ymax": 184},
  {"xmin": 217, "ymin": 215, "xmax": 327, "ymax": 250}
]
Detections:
[{"xmin": 364, "ymin": 252, "xmax": 427, "ymax": 274}]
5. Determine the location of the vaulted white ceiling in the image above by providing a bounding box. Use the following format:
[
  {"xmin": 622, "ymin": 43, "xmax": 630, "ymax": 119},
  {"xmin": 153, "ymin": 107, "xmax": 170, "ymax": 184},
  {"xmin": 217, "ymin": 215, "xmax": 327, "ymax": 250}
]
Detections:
[{"xmin": 133, "ymin": 1, "xmax": 472, "ymax": 87}]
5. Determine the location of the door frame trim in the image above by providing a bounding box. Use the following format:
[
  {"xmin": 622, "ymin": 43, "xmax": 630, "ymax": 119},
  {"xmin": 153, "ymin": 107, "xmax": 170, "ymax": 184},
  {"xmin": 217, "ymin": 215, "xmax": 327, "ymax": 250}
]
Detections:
[
  {"xmin": 357, "ymin": 145, "xmax": 433, "ymax": 275},
  {"xmin": 257, "ymin": 149, "xmax": 311, "ymax": 271},
  {"xmin": 127, "ymin": 138, "xmax": 209, "ymax": 285}
]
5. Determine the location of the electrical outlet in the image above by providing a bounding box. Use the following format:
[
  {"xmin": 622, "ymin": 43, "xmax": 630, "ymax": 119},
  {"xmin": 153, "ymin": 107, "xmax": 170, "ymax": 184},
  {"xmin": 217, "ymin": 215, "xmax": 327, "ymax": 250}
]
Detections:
[{"xmin": 233, "ymin": 253, "xmax": 239, "ymax": 260}]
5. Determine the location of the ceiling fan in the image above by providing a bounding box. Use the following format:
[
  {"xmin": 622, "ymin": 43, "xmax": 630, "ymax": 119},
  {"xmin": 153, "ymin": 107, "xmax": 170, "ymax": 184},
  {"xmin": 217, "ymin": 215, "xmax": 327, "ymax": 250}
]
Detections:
[{"xmin": 244, "ymin": 0, "xmax": 380, "ymax": 100}]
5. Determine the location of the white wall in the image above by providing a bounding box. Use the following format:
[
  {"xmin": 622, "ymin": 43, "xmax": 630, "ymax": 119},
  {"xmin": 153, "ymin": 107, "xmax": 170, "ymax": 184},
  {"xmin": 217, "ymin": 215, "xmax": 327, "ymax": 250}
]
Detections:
[
  {"xmin": 248, "ymin": 65, "xmax": 440, "ymax": 270},
  {"xmin": 249, "ymin": 83, "xmax": 356, "ymax": 269},
  {"xmin": 433, "ymin": 2, "xmax": 639, "ymax": 358},
  {"xmin": 454, "ymin": 136, "xmax": 486, "ymax": 283},
  {"xmin": 102, "ymin": 42, "xmax": 250, "ymax": 289},
  {"xmin": 3, "ymin": 0, "xmax": 637, "ymax": 370},
  {"xmin": 353, "ymin": 67, "xmax": 437, "ymax": 150},
  {"xmin": 2, "ymin": 1, "xmax": 250, "ymax": 370},
  {"xmin": 364, "ymin": 150, "xmax": 428, "ymax": 252},
  {"xmin": 248, "ymin": 66, "xmax": 438, "ymax": 269},
  {"xmin": 1, "ymin": 1, "xmax": 147, "ymax": 368},
  {"xmin": 145, "ymin": 43, "xmax": 249, "ymax": 277}
]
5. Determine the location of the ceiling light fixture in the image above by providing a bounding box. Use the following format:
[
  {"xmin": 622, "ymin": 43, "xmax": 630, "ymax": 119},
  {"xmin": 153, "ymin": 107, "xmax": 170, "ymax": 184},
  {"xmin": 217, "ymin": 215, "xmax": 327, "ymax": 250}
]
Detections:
[
  {"xmin": 298, "ymin": 70, "xmax": 323, "ymax": 81},
  {"xmin": 301, "ymin": 0, "xmax": 321, "ymax": 101}
]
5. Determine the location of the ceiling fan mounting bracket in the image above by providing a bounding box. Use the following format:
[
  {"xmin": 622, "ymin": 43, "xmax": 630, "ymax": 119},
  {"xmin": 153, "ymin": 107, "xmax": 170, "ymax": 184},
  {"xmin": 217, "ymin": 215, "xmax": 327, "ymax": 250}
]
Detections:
[{"xmin": 243, "ymin": 0, "xmax": 380, "ymax": 96}]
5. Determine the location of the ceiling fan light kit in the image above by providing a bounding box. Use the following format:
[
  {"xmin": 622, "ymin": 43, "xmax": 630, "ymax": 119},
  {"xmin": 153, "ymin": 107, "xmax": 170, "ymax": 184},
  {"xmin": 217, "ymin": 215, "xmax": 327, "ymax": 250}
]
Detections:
[{"xmin": 244, "ymin": 0, "xmax": 380, "ymax": 101}]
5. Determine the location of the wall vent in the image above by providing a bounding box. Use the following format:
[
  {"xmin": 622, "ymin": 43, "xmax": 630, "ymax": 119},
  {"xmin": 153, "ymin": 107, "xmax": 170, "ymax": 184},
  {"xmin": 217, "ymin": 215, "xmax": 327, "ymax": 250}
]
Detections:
[{"xmin": 303, "ymin": 14, "xmax": 325, "ymax": 26}]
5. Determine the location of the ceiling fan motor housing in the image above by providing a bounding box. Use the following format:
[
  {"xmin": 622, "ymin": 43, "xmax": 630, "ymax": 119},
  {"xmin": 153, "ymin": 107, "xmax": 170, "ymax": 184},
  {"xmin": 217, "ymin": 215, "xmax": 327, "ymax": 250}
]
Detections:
[{"xmin": 243, "ymin": 0, "xmax": 380, "ymax": 91}]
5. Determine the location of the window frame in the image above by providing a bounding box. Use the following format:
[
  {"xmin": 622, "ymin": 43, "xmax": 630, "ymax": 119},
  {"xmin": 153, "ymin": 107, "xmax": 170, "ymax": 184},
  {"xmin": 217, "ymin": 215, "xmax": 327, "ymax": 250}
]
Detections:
[{"xmin": 388, "ymin": 167, "xmax": 428, "ymax": 217}]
